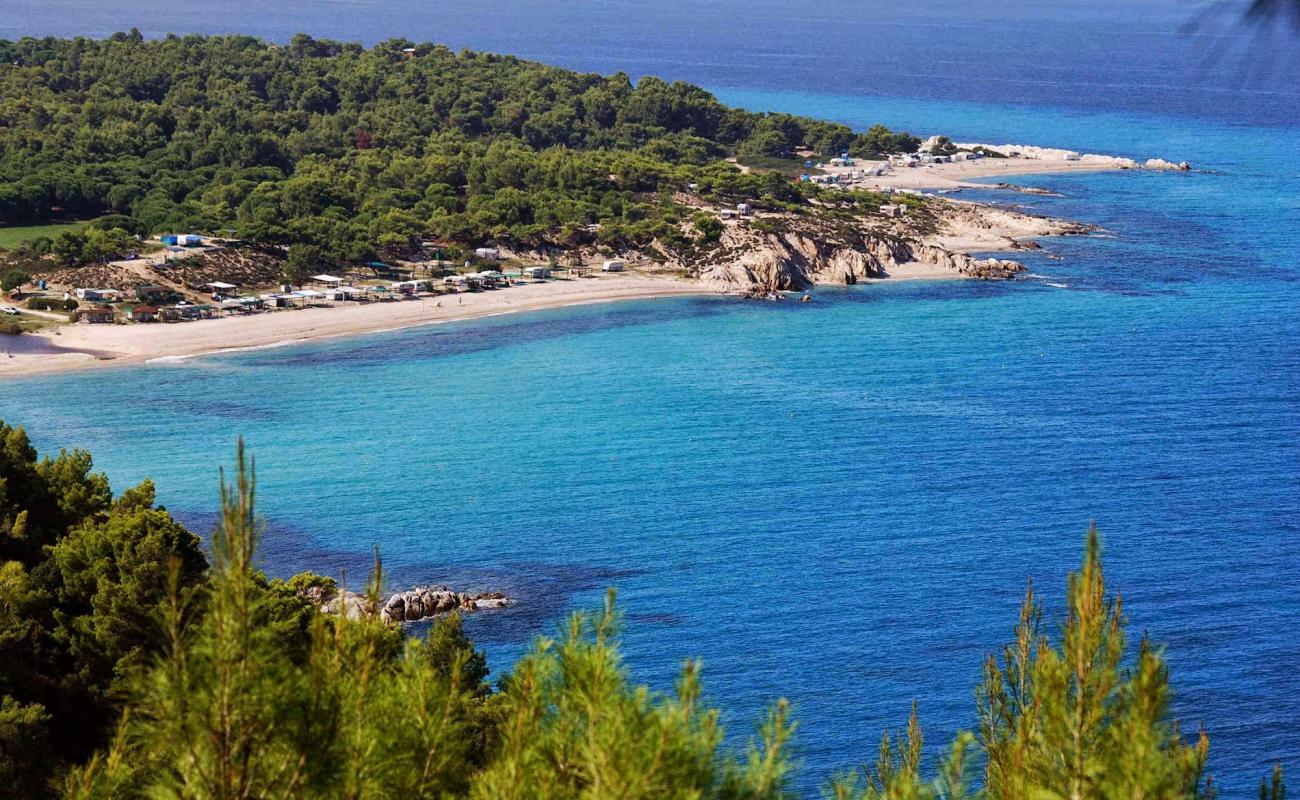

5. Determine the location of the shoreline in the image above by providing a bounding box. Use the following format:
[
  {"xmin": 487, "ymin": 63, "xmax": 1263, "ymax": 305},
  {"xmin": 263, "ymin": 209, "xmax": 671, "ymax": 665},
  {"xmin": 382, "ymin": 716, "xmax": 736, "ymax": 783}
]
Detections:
[
  {"xmin": 1, "ymin": 156, "xmax": 1132, "ymax": 381},
  {"xmin": 0, "ymin": 277, "xmax": 717, "ymax": 379},
  {"xmin": 2, "ymin": 266, "xmax": 986, "ymax": 379}
]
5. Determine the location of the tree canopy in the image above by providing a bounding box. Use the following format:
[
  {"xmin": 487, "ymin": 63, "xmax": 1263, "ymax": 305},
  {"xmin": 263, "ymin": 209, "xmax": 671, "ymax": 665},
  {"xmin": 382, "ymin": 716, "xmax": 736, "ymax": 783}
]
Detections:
[{"xmin": 0, "ymin": 33, "xmax": 920, "ymax": 267}]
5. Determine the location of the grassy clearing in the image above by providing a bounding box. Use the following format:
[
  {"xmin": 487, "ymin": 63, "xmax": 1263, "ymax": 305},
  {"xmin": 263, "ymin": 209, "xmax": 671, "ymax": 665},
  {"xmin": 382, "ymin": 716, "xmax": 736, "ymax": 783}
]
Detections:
[{"xmin": 0, "ymin": 220, "xmax": 91, "ymax": 249}]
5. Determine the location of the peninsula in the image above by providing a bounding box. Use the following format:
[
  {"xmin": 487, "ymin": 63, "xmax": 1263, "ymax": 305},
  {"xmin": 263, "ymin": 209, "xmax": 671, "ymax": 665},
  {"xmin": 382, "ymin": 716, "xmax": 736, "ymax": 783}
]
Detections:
[{"xmin": 0, "ymin": 34, "xmax": 1177, "ymax": 377}]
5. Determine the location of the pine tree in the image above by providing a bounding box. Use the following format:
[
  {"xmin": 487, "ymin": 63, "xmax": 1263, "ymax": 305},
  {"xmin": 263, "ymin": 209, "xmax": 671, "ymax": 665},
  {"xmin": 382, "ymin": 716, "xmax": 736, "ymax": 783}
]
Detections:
[{"xmin": 976, "ymin": 525, "xmax": 1212, "ymax": 800}]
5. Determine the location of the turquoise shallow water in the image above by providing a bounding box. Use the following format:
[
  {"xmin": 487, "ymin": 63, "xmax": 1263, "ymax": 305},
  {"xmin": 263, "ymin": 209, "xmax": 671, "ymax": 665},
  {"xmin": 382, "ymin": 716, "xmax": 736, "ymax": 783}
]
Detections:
[
  {"xmin": 4, "ymin": 144, "xmax": 1298, "ymax": 788},
  {"xmin": 4, "ymin": 0, "xmax": 1300, "ymax": 791}
]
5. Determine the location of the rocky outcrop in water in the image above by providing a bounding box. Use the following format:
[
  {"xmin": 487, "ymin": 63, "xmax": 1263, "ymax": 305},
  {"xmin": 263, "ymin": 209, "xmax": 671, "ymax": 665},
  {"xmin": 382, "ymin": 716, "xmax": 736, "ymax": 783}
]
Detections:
[
  {"xmin": 318, "ymin": 584, "xmax": 513, "ymax": 623},
  {"xmin": 380, "ymin": 586, "xmax": 511, "ymax": 624},
  {"xmin": 1143, "ymin": 158, "xmax": 1192, "ymax": 171}
]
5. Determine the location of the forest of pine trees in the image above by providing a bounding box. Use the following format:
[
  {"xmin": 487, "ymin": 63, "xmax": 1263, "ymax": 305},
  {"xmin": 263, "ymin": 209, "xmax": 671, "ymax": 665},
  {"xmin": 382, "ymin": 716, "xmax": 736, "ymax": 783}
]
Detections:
[{"xmin": 0, "ymin": 34, "xmax": 921, "ymax": 268}]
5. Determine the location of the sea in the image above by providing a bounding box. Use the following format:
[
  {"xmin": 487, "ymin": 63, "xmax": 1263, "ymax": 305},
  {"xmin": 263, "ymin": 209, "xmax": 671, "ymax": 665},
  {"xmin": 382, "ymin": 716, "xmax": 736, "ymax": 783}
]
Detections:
[{"xmin": 1, "ymin": 0, "xmax": 1297, "ymax": 792}]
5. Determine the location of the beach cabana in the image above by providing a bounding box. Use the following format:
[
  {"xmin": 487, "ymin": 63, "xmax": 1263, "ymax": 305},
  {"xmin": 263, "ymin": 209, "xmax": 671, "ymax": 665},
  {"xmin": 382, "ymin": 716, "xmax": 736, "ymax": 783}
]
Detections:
[
  {"xmin": 331, "ymin": 285, "xmax": 367, "ymax": 301},
  {"xmin": 261, "ymin": 293, "xmax": 296, "ymax": 308},
  {"xmin": 161, "ymin": 304, "xmax": 214, "ymax": 321},
  {"xmin": 78, "ymin": 306, "xmax": 116, "ymax": 324},
  {"xmin": 127, "ymin": 305, "xmax": 158, "ymax": 322}
]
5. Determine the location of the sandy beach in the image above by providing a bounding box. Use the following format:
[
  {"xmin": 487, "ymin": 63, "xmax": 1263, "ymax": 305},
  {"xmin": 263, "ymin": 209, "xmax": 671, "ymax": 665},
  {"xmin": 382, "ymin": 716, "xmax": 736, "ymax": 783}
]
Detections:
[
  {"xmin": 0, "ymin": 276, "xmax": 714, "ymax": 378},
  {"xmin": 0, "ymin": 153, "xmax": 1127, "ymax": 381},
  {"xmin": 863, "ymin": 157, "xmax": 1126, "ymax": 191}
]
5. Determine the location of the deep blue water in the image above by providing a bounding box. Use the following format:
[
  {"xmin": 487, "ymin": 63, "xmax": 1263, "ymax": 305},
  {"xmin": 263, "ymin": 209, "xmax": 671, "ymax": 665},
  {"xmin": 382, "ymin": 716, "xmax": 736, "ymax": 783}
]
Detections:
[{"xmin": 2, "ymin": 0, "xmax": 1299, "ymax": 793}]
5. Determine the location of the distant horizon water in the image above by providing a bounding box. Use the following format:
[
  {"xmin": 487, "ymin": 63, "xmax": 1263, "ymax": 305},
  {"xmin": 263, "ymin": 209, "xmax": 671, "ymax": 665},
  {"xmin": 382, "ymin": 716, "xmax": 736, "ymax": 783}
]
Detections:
[{"xmin": 2, "ymin": 0, "xmax": 1298, "ymax": 792}]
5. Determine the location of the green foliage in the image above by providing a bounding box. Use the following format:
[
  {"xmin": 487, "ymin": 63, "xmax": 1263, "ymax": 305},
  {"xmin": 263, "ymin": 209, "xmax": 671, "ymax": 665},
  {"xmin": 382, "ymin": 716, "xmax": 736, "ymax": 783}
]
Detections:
[
  {"xmin": 26, "ymin": 296, "xmax": 80, "ymax": 312},
  {"xmin": 0, "ymin": 34, "xmax": 921, "ymax": 264},
  {"xmin": 1, "ymin": 268, "xmax": 29, "ymax": 291},
  {"xmin": 693, "ymin": 212, "xmax": 724, "ymax": 243},
  {"xmin": 852, "ymin": 125, "xmax": 922, "ymax": 158},
  {"xmin": 0, "ymin": 420, "xmax": 202, "ymax": 796},
  {"xmin": 69, "ymin": 445, "xmax": 797, "ymax": 800},
  {"xmin": 46, "ymin": 227, "xmax": 137, "ymax": 267},
  {"xmin": 282, "ymin": 243, "xmax": 322, "ymax": 286},
  {"xmin": 975, "ymin": 527, "xmax": 1213, "ymax": 800},
  {"xmin": 828, "ymin": 526, "xmax": 1219, "ymax": 800},
  {"xmin": 0, "ymin": 424, "xmax": 1290, "ymax": 797},
  {"xmin": 0, "ymin": 221, "xmax": 90, "ymax": 251},
  {"xmin": 471, "ymin": 589, "xmax": 797, "ymax": 800}
]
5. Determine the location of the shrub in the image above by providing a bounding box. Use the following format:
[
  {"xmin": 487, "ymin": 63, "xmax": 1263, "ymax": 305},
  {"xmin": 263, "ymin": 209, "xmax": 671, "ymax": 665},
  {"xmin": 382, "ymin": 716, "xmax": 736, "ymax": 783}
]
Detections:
[
  {"xmin": 1, "ymin": 268, "xmax": 29, "ymax": 291},
  {"xmin": 26, "ymin": 297, "xmax": 78, "ymax": 312},
  {"xmin": 692, "ymin": 213, "xmax": 723, "ymax": 243}
]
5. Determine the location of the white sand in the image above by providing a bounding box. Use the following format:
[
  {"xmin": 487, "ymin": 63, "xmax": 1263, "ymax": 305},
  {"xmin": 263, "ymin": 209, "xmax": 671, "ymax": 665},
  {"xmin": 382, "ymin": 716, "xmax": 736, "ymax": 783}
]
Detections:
[
  {"xmin": 1, "ymin": 276, "xmax": 713, "ymax": 378},
  {"xmin": 831, "ymin": 156, "xmax": 1128, "ymax": 192}
]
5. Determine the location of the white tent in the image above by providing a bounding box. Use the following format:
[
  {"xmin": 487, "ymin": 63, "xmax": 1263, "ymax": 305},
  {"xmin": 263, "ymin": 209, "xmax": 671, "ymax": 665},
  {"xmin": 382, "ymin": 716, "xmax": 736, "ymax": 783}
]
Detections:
[
  {"xmin": 206, "ymin": 281, "xmax": 237, "ymax": 290},
  {"xmin": 311, "ymin": 274, "xmax": 344, "ymax": 285}
]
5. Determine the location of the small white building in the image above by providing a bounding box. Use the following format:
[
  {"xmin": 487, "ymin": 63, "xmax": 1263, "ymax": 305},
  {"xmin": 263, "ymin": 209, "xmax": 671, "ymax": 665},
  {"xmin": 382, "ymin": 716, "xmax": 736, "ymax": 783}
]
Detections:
[
  {"xmin": 737, "ymin": 203, "xmax": 753, "ymax": 216},
  {"xmin": 602, "ymin": 259, "xmax": 626, "ymax": 273},
  {"xmin": 879, "ymin": 204, "xmax": 906, "ymax": 218},
  {"xmin": 474, "ymin": 247, "xmax": 500, "ymax": 260},
  {"xmin": 75, "ymin": 288, "xmax": 120, "ymax": 301}
]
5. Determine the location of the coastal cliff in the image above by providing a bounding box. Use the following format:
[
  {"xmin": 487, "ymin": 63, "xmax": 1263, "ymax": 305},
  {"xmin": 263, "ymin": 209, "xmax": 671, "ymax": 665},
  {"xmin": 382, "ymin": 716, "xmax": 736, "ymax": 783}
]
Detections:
[{"xmin": 694, "ymin": 226, "xmax": 1023, "ymax": 292}]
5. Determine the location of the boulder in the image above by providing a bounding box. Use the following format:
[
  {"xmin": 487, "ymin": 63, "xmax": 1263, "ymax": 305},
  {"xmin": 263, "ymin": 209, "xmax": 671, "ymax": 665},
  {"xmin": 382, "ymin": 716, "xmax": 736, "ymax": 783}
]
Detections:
[{"xmin": 1144, "ymin": 158, "xmax": 1191, "ymax": 171}]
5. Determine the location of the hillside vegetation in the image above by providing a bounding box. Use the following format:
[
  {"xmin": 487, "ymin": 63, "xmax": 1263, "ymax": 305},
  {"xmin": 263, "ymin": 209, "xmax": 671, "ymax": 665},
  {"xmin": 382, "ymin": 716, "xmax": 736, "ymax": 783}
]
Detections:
[
  {"xmin": 0, "ymin": 32, "xmax": 920, "ymax": 268},
  {"xmin": 0, "ymin": 420, "xmax": 1283, "ymax": 798}
]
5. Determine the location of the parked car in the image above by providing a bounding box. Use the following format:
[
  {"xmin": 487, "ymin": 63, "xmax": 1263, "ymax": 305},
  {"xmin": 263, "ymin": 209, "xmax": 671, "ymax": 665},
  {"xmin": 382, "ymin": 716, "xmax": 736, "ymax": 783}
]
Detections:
[{"xmin": 1, "ymin": 306, "xmax": 19, "ymax": 316}]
